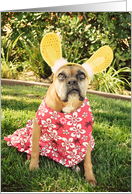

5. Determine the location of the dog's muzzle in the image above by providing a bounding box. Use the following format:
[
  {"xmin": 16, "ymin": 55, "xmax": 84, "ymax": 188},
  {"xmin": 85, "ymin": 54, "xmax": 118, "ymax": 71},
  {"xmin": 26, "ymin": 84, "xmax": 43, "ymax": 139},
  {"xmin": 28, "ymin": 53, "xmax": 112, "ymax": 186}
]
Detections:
[{"xmin": 62, "ymin": 78, "xmax": 84, "ymax": 102}]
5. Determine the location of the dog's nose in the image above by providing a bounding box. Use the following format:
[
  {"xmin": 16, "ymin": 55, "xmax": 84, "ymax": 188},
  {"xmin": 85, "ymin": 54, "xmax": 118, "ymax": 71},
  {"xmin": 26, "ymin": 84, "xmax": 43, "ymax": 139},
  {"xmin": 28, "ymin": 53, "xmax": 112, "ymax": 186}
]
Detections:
[{"xmin": 67, "ymin": 78, "xmax": 77, "ymax": 85}]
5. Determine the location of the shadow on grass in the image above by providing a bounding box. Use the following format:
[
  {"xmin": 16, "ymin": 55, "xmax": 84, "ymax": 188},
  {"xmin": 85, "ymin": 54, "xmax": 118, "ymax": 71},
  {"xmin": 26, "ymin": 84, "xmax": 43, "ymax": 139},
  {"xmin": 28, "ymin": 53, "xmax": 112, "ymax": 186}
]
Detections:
[
  {"xmin": 1, "ymin": 98, "xmax": 41, "ymax": 112},
  {"xmin": 1, "ymin": 84, "xmax": 48, "ymax": 97}
]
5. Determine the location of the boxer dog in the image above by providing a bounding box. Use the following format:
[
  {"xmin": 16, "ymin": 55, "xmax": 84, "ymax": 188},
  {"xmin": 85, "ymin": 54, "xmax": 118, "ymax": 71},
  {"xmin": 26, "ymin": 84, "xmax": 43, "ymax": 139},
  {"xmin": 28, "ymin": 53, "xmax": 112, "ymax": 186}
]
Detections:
[{"xmin": 29, "ymin": 33, "xmax": 113, "ymax": 186}]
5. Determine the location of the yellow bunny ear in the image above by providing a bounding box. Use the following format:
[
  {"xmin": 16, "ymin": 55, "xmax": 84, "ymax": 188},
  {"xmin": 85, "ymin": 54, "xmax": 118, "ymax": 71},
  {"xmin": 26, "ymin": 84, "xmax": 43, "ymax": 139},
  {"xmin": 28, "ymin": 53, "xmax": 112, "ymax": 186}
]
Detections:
[
  {"xmin": 40, "ymin": 33, "xmax": 62, "ymax": 68},
  {"xmin": 84, "ymin": 46, "xmax": 113, "ymax": 74}
]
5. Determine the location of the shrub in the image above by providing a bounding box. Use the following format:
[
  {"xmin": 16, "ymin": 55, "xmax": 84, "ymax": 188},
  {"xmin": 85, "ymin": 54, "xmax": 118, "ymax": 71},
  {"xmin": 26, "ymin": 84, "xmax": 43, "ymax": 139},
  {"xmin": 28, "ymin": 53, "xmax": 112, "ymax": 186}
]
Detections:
[
  {"xmin": 19, "ymin": 33, "xmax": 52, "ymax": 79},
  {"xmin": 1, "ymin": 33, "xmax": 23, "ymax": 79},
  {"xmin": 1, "ymin": 12, "xmax": 131, "ymax": 90},
  {"xmin": 92, "ymin": 66, "xmax": 131, "ymax": 94}
]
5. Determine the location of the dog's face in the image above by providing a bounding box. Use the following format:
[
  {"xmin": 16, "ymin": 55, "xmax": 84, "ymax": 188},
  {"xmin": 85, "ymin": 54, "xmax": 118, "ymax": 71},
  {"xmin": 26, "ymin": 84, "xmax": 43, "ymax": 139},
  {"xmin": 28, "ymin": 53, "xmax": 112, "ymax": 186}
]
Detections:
[{"xmin": 54, "ymin": 65, "xmax": 89, "ymax": 103}]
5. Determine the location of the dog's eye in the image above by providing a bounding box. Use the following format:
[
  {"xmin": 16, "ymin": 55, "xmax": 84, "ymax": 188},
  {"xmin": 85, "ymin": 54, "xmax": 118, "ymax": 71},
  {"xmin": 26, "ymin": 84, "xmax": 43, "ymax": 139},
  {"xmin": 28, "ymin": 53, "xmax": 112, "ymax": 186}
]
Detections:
[
  {"xmin": 58, "ymin": 73, "xmax": 65, "ymax": 79},
  {"xmin": 79, "ymin": 73, "xmax": 86, "ymax": 79}
]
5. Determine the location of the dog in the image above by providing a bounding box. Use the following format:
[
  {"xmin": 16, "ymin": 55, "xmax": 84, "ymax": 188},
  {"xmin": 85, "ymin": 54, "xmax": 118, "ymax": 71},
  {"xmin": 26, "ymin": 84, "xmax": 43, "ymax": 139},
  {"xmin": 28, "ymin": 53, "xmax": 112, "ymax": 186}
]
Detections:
[{"xmin": 29, "ymin": 33, "xmax": 113, "ymax": 186}]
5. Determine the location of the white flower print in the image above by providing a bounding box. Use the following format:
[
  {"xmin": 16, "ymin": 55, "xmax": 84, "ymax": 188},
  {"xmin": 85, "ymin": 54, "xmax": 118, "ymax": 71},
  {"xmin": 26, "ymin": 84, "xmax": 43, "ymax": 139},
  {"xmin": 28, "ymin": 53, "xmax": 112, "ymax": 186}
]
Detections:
[
  {"xmin": 73, "ymin": 145, "xmax": 81, "ymax": 150},
  {"xmin": 79, "ymin": 152, "xmax": 83, "ymax": 156},
  {"xmin": 38, "ymin": 105, "xmax": 48, "ymax": 117},
  {"xmin": 40, "ymin": 133, "xmax": 51, "ymax": 142},
  {"xmin": 40, "ymin": 145, "xmax": 50, "ymax": 155},
  {"xmin": 49, "ymin": 130, "xmax": 58, "ymax": 140},
  {"xmin": 81, "ymin": 135, "xmax": 88, "ymax": 141},
  {"xmin": 87, "ymin": 100, "xmax": 90, "ymax": 106},
  {"xmin": 82, "ymin": 112, "xmax": 88, "ymax": 118},
  {"xmin": 62, "ymin": 130, "xmax": 69, "ymax": 135},
  {"xmin": 11, "ymin": 136, "xmax": 20, "ymax": 143},
  {"xmin": 81, "ymin": 142, "xmax": 88, "ymax": 152},
  {"xmin": 60, "ymin": 117, "xmax": 67, "ymax": 124},
  {"xmin": 68, "ymin": 157, "xmax": 84, "ymax": 166},
  {"xmin": 15, "ymin": 129, "xmax": 25, "ymax": 135},
  {"xmin": 41, "ymin": 147, "xmax": 50, "ymax": 156},
  {"xmin": 83, "ymin": 142, "xmax": 88, "ymax": 147},
  {"xmin": 48, "ymin": 143, "xmax": 57, "ymax": 151},
  {"xmin": 69, "ymin": 159, "xmax": 78, "ymax": 166},
  {"xmin": 70, "ymin": 124, "xmax": 86, "ymax": 138},
  {"xmin": 20, "ymin": 148, "xmax": 25, "ymax": 152},
  {"xmin": 61, "ymin": 137, "xmax": 75, "ymax": 150},
  {"xmin": 49, "ymin": 111, "xmax": 60, "ymax": 120},
  {"xmin": 52, "ymin": 150, "xmax": 59, "ymax": 157},
  {"xmin": 26, "ymin": 119, "xmax": 34, "ymax": 128},
  {"xmin": 59, "ymin": 158, "xmax": 66, "ymax": 165},
  {"xmin": 49, "ymin": 130, "xmax": 61, "ymax": 141},
  {"xmin": 20, "ymin": 138, "xmax": 27, "ymax": 146},
  {"xmin": 89, "ymin": 107, "xmax": 92, "ymax": 112},
  {"xmin": 67, "ymin": 150, "xmax": 79, "ymax": 160},
  {"xmin": 77, "ymin": 108, "xmax": 81, "ymax": 113},
  {"xmin": 41, "ymin": 118, "xmax": 56, "ymax": 131},
  {"xmin": 67, "ymin": 160, "xmax": 73, "ymax": 166},
  {"xmin": 65, "ymin": 112, "xmax": 82, "ymax": 126},
  {"xmin": 39, "ymin": 144, "xmax": 48, "ymax": 151}
]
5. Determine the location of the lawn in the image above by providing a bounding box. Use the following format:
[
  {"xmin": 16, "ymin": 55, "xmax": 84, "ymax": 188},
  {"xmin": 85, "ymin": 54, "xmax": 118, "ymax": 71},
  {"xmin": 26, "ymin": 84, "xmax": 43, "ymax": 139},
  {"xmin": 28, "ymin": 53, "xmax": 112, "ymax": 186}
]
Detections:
[{"xmin": 1, "ymin": 84, "xmax": 131, "ymax": 192}]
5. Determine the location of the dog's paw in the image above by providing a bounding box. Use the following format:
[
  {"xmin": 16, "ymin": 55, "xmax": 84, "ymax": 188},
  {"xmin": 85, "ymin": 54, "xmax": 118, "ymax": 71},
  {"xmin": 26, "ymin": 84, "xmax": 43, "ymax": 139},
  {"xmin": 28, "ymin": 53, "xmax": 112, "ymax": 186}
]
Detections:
[
  {"xmin": 85, "ymin": 171, "xmax": 97, "ymax": 186},
  {"xmin": 30, "ymin": 164, "xmax": 39, "ymax": 171},
  {"xmin": 87, "ymin": 179, "xmax": 97, "ymax": 187},
  {"xmin": 85, "ymin": 175, "xmax": 97, "ymax": 186},
  {"xmin": 71, "ymin": 165, "xmax": 80, "ymax": 173}
]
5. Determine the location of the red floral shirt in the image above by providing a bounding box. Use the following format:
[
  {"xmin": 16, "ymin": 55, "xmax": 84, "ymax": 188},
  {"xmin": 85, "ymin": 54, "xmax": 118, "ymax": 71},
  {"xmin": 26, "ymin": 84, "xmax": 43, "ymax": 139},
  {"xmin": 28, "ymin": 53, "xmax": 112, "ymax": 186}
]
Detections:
[
  {"xmin": 36, "ymin": 96, "xmax": 95, "ymax": 167},
  {"xmin": 4, "ymin": 96, "xmax": 95, "ymax": 167}
]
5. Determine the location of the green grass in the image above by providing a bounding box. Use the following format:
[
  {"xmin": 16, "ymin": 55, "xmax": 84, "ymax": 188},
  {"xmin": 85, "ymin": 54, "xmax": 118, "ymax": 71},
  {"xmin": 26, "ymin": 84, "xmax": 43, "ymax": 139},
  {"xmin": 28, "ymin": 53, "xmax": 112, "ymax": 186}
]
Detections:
[{"xmin": 1, "ymin": 84, "xmax": 131, "ymax": 192}]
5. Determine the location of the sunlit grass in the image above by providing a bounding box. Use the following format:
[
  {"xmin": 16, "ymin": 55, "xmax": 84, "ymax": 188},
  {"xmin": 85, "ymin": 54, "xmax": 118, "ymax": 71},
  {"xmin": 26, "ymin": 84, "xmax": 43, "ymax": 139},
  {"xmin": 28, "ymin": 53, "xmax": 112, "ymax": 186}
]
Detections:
[{"xmin": 1, "ymin": 84, "xmax": 131, "ymax": 192}]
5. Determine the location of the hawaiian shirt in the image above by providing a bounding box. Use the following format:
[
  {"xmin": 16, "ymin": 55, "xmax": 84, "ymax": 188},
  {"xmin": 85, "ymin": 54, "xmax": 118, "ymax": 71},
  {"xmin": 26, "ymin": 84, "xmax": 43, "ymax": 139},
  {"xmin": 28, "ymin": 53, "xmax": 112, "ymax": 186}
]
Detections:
[
  {"xmin": 36, "ymin": 96, "xmax": 95, "ymax": 167},
  {"xmin": 4, "ymin": 96, "xmax": 95, "ymax": 167}
]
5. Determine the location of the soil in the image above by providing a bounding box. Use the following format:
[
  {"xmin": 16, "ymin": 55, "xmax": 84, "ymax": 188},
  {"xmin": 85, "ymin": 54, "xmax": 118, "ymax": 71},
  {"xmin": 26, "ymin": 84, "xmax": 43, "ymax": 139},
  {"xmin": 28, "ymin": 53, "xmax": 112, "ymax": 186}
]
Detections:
[{"xmin": 19, "ymin": 71, "xmax": 53, "ymax": 84}]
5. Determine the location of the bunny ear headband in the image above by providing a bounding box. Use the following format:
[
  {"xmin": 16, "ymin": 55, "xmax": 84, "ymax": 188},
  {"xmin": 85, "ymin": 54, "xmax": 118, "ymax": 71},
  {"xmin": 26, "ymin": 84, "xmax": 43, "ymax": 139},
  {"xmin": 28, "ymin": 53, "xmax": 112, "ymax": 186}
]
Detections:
[{"xmin": 40, "ymin": 33, "xmax": 113, "ymax": 83}]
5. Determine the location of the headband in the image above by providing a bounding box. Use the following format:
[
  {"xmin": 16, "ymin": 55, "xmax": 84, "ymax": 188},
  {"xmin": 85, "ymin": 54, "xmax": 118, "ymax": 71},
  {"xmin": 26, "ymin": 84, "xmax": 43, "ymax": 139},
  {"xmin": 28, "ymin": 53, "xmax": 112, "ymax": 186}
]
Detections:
[{"xmin": 40, "ymin": 33, "xmax": 113, "ymax": 83}]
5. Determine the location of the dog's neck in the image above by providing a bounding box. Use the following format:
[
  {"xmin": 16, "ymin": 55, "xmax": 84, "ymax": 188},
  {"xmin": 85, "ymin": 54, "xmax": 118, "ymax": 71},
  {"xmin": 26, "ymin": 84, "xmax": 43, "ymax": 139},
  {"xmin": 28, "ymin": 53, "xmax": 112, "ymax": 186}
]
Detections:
[
  {"xmin": 62, "ymin": 101, "xmax": 74, "ymax": 113},
  {"xmin": 45, "ymin": 83, "xmax": 84, "ymax": 113},
  {"xmin": 62, "ymin": 94, "xmax": 83, "ymax": 113}
]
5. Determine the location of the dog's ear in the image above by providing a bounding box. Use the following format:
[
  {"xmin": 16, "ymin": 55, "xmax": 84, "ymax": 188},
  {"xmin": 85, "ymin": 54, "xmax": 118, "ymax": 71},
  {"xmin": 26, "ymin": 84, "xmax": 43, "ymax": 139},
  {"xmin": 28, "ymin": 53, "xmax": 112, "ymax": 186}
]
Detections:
[
  {"xmin": 82, "ymin": 46, "xmax": 113, "ymax": 76},
  {"xmin": 40, "ymin": 33, "xmax": 62, "ymax": 68}
]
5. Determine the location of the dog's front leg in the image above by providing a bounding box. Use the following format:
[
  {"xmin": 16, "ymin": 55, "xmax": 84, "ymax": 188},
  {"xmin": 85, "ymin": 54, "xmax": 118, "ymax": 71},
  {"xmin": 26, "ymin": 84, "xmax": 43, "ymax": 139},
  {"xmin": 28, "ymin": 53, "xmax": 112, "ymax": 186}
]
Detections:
[
  {"xmin": 30, "ymin": 117, "xmax": 41, "ymax": 170},
  {"xmin": 84, "ymin": 139, "xmax": 97, "ymax": 186}
]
